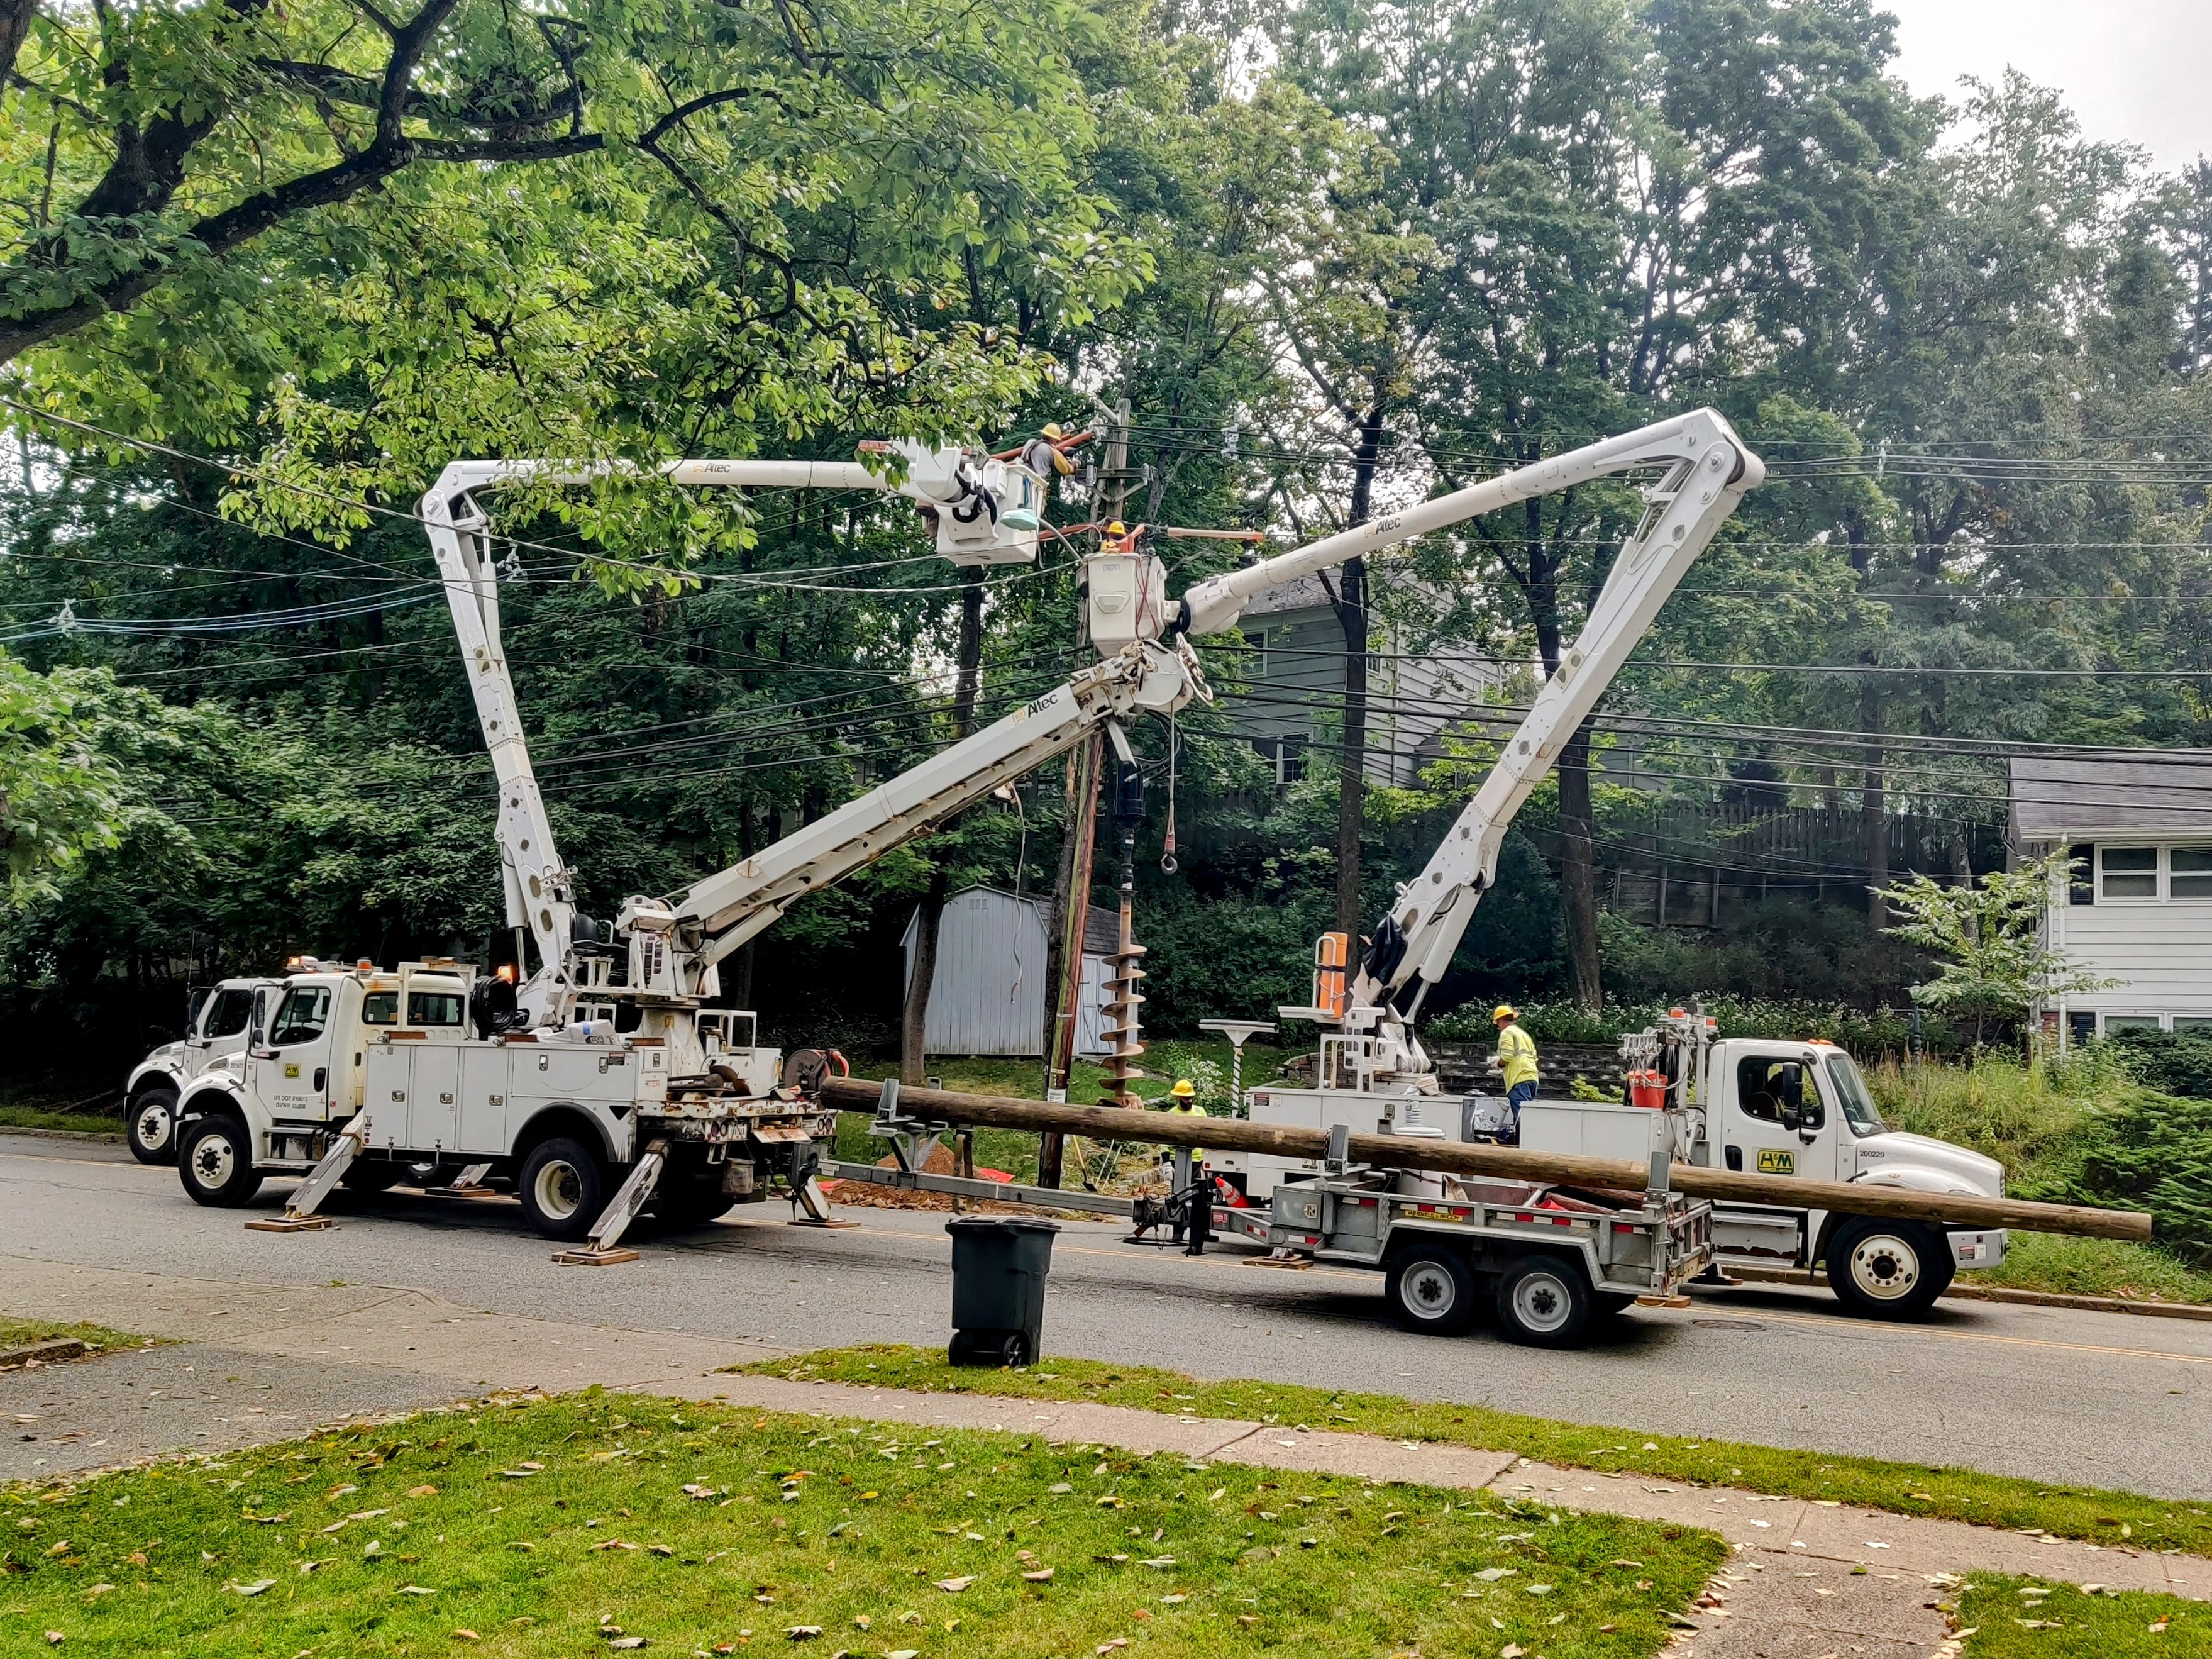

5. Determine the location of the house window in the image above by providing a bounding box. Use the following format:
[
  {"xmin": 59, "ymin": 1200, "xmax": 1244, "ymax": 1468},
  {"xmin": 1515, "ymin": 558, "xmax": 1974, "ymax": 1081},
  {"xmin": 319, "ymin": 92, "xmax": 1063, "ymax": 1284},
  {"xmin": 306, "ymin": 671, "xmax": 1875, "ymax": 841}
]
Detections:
[
  {"xmin": 2103, "ymin": 1014, "xmax": 2164, "ymax": 1034},
  {"xmin": 1241, "ymin": 630, "xmax": 1267, "ymax": 677},
  {"xmin": 2176, "ymin": 1016, "xmax": 2212, "ymax": 1033},
  {"xmin": 2172, "ymin": 847, "xmax": 2212, "ymax": 898},
  {"xmin": 2067, "ymin": 843, "xmax": 2095, "ymax": 906},
  {"xmin": 2099, "ymin": 846, "xmax": 2157, "ymax": 899}
]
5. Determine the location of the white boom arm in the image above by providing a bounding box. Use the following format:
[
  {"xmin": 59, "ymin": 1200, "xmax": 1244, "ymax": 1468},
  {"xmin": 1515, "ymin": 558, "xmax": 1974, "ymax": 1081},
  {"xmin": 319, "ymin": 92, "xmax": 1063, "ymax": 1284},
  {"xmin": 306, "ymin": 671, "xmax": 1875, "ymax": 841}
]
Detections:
[
  {"xmin": 419, "ymin": 411, "xmax": 1757, "ymax": 1028},
  {"xmin": 1332, "ymin": 408, "xmax": 1764, "ymax": 1055}
]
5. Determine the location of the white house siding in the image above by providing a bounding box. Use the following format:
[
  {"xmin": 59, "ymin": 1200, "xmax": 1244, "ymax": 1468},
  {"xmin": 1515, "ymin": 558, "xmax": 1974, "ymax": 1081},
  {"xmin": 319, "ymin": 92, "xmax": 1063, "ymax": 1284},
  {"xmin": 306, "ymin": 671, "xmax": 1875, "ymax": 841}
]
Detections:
[
  {"xmin": 2044, "ymin": 878, "xmax": 2212, "ymax": 1032},
  {"xmin": 2010, "ymin": 752, "xmax": 2212, "ymax": 1041},
  {"xmin": 902, "ymin": 887, "xmax": 1114, "ymax": 1057}
]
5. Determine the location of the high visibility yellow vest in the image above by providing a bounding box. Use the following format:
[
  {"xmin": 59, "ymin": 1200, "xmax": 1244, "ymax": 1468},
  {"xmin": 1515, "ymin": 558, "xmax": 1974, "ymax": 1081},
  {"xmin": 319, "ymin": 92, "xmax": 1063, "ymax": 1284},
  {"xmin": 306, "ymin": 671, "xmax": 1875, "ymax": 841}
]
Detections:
[{"xmin": 1497, "ymin": 1023, "xmax": 1539, "ymax": 1090}]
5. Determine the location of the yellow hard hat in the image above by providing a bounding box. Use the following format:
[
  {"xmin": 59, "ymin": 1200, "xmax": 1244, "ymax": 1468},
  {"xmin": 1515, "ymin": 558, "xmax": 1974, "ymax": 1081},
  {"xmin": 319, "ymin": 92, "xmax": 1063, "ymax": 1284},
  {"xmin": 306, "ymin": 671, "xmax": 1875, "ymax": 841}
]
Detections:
[
  {"xmin": 1041, "ymin": 422, "xmax": 1066, "ymax": 440},
  {"xmin": 1105, "ymin": 520, "xmax": 1127, "ymax": 538},
  {"xmin": 1493, "ymin": 1004, "xmax": 1518, "ymax": 1021},
  {"xmin": 1171, "ymin": 1079, "xmax": 1196, "ymax": 1097}
]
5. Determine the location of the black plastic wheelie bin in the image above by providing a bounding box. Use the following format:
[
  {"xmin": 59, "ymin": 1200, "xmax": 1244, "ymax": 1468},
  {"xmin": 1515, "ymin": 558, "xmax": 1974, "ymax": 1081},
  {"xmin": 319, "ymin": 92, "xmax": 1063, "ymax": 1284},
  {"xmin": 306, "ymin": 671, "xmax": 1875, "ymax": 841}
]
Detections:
[{"xmin": 945, "ymin": 1216, "xmax": 1060, "ymax": 1367}]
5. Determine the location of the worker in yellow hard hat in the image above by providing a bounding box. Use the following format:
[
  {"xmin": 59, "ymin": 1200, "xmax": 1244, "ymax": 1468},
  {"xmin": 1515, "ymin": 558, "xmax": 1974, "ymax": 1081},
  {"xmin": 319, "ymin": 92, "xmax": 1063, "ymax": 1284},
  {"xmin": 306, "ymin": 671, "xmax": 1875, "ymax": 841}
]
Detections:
[
  {"xmin": 1493, "ymin": 1005, "xmax": 1538, "ymax": 1142},
  {"xmin": 1160, "ymin": 1079, "xmax": 1209, "ymax": 1248}
]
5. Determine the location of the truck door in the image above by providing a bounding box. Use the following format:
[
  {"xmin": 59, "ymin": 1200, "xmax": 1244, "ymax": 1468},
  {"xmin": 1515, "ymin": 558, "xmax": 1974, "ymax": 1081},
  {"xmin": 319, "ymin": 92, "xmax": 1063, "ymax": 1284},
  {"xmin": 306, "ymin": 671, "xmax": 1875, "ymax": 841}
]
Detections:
[
  {"xmin": 1725, "ymin": 1051, "xmax": 1839, "ymax": 1183},
  {"xmin": 191, "ymin": 985, "xmax": 257, "ymax": 1078},
  {"xmin": 245, "ymin": 983, "xmax": 340, "ymax": 1120}
]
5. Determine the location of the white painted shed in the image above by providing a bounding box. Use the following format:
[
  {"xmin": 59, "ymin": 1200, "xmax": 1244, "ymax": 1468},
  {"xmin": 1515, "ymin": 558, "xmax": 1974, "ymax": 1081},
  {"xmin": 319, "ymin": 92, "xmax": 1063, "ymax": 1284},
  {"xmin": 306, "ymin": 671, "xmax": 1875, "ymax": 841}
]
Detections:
[
  {"xmin": 2011, "ymin": 753, "xmax": 2212, "ymax": 1043},
  {"xmin": 901, "ymin": 886, "xmax": 1118, "ymax": 1057}
]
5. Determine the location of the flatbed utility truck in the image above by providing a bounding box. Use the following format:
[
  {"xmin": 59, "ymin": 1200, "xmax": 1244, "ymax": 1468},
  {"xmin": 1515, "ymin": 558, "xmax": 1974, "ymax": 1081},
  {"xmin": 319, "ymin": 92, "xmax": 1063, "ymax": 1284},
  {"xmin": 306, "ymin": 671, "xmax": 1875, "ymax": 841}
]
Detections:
[
  {"xmin": 164, "ymin": 411, "xmax": 1771, "ymax": 1263},
  {"xmin": 1519, "ymin": 1009, "xmax": 2005, "ymax": 1318}
]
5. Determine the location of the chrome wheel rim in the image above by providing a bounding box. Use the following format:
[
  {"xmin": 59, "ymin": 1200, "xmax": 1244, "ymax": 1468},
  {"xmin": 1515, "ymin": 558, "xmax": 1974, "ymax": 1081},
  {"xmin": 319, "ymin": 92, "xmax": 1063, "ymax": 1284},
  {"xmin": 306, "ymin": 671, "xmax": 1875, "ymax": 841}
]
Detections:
[
  {"xmin": 1847, "ymin": 1233, "xmax": 1920, "ymax": 1300},
  {"xmin": 1401, "ymin": 1259, "xmax": 1459, "ymax": 1321},
  {"xmin": 134, "ymin": 1102, "xmax": 171, "ymax": 1151},
  {"xmin": 191, "ymin": 1131, "xmax": 235, "ymax": 1189},
  {"xmin": 1510, "ymin": 1270, "xmax": 1573, "ymax": 1333},
  {"xmin": 534, "ymin": 1159, "xmax": 583, "ymax": 1220}
]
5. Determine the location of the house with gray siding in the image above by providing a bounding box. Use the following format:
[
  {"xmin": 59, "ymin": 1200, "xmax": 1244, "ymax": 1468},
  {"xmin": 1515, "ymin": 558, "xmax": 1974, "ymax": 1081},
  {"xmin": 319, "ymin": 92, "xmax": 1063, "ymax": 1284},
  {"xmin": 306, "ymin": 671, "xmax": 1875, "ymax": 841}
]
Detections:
[
  {"xmin": 1229, "ymin": 571, "xmax": 1505, "ymax": 786},
  {"xmin": 2010, "ymin": 753, "xmax": 2212, "ymax": 1043}
]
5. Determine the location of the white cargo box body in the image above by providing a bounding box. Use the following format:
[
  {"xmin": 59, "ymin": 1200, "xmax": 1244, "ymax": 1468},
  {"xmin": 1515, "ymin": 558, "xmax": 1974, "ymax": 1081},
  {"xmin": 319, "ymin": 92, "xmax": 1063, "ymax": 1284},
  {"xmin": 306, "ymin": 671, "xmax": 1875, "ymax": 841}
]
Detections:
[
  {"xmin": 1519, "ymin": 1099, "xmax": 1679, "ymax": 1165},
  {"xmin": 363, "ymin": 1034, "xmax": 668, "ymax": 1160}
]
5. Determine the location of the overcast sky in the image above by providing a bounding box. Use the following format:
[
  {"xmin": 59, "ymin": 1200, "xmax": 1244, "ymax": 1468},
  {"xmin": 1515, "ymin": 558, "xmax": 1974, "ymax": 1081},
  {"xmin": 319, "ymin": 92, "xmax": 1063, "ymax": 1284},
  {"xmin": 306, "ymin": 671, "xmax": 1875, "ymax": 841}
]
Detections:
[{"xmin": 1883, "ymin": 0, "xmax": 2212, "ymax": 173}]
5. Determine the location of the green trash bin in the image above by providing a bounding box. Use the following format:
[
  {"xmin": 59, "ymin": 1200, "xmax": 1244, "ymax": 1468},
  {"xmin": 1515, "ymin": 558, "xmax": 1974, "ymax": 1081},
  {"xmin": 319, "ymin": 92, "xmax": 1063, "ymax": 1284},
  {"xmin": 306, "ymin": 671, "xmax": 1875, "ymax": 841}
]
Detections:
[{"xmin": 946, "ymin": 1216, "xmax": 1060, "ymax": 1367}]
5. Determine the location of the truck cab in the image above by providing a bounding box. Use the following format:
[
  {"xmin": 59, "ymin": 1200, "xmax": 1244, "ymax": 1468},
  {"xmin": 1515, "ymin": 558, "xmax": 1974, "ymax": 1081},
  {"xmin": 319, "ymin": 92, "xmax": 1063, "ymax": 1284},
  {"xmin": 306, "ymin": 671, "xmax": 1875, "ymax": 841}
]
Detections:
[
  {"xmin": 1520, "ymin": 1026, "xmax": 2006, "ymax": 1319},
  {"xmin": 123, "ymin": 977, "xmax": 280, "ymax": 1165}
]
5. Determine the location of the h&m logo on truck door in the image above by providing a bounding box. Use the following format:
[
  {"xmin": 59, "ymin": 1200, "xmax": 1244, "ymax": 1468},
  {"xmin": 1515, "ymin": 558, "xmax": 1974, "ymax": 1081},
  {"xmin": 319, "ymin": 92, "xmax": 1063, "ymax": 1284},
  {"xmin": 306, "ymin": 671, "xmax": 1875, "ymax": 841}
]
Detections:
[{"xmin": 1756, "ymin": 1148, "xmax": 1796, "ymax": 1175}]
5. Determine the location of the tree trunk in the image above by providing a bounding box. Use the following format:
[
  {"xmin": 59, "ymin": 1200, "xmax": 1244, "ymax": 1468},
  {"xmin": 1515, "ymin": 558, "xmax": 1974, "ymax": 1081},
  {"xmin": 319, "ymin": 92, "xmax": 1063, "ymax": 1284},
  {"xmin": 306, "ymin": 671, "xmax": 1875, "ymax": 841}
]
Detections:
[
  {"xmin": 1557, "ymin": 718, "xmax": 1604, "ymax": 1008},
  {"xmin": 1334, "ymin": 555, "xmax": 1368, "ymax": 937},
  {"xmin": 1861, "ymin": 680, "xmax": 1887, "ymax": 931},
  {"xmin": 1331, "ymin": 408, "xmax": 1385, "ymax": 940},
  {"xmin": 900, "ymin": 578, "xmax": 987, "ymax": 1084}
]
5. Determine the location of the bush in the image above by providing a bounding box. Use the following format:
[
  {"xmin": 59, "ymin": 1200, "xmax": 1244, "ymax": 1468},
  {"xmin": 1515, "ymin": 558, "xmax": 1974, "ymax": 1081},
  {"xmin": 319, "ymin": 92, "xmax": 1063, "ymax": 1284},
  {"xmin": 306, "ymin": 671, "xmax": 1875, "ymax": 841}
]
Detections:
[
  {"xmin": 2059, "ymin": 1091, "xmax": 2212, "ymax": 1268},
  {"xmin": 2106, "ymin": 1029, "xmax": 2212, "ymax": 1100},
  {"xmin": 1425, "ymin": 994, "xmax": 1942, "ymax": 1056}
]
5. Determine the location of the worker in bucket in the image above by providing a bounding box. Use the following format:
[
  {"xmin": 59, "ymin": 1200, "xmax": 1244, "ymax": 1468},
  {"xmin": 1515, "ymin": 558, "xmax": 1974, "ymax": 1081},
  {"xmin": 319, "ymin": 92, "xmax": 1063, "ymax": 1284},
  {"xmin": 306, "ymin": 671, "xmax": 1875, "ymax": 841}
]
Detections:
[{"xmin": 1493, "ymin": 1005, "xmax": 1539, "ymax": 1141}]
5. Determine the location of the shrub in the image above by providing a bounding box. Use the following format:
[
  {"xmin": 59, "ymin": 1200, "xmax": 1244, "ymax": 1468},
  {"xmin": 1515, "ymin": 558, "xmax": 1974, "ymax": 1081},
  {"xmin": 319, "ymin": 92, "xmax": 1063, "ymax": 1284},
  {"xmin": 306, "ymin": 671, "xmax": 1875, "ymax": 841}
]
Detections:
[{"xmin": 2106, "ymin": 1029, "xmax": 2212, "ymax": 1101}]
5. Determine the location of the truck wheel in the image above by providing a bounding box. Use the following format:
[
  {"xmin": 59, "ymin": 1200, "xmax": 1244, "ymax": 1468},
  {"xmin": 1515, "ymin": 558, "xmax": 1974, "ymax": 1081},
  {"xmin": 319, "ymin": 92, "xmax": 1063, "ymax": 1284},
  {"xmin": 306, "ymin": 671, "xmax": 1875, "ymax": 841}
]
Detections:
[
  {"xmin": 1384, "ymin": 1245, "xmax": 1479, "ymax": 1336},
  {"xmin": 653, "ymin": 1180, "xmax": 738, "ymax": 1231},
  {"xmin": 518, "ymin": 1138, "xmax": 606, "ymax": 1241},
  {"xmin": 177, "ymin": 1117, "xmax": 263, "ymax": 1208},
  {"xmin": 127, "ymin": 1087, "xmax": 180, "ymax": 1165},
  {"xmin": 1496, "ymin": 1255, "xmax": 1594, "ymax": 1348},
  {"xmin": 1826, "ymin": 1217, "xmax": 1953, "ymax": 1319},
  {"xmin": 342, "ymin": 1160, "xmax": 409, "ymax": 1193}
]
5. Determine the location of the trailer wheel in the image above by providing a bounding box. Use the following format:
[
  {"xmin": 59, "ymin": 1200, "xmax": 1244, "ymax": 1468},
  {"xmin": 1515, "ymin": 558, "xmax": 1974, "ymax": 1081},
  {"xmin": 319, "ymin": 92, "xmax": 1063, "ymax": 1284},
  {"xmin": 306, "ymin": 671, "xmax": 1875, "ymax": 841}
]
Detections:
[
  {"xmin": 1826, "ymin": 1216, "xmax": 1952, "ymax": 1319},
  {"xmin": 1496, "ymin": 1255, "xmax": 1594, "ymax": 1348},
  {"xmin": 652, "ymin": 1180, "xmax": 738, "ymax": 1231},
  {"xmin": 341, "ymin": 1160, "xmax": 409, "ymax": 1193},
  {"xmin": 177, "ymin": 1116, "xmax": 263, "ymax": 1208},
  {"xmin": 518, "ymin": 1138, "xmax": 606, "ymax": 1241},
  {"xmin": 128, "ymin": 1087, "xmax": 179, "ymax": 1166},
  {"xmin": 1384, "ymin": 1245, "xmax": 1479, "ymax": 1336}
]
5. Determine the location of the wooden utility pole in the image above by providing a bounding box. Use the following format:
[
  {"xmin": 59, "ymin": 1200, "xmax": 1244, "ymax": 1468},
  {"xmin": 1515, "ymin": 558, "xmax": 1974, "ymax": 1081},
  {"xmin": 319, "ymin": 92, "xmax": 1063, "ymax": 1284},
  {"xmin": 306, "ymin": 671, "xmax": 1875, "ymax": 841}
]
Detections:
[{"xmin": 1037, "ymin": 398, "xmax": 1134, "ymax": 1183}]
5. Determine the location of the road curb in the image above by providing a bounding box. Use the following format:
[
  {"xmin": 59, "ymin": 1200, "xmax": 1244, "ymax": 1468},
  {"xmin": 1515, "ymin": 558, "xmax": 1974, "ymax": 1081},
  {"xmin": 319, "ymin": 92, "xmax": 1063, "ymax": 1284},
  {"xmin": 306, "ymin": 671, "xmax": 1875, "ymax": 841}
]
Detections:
[
  {"xmin": 1722, "ymin": 1262, "xmax": 2212, "ymax": 1322},
  {"xmin": 0, "ymin": 1123, "xmax": 124, "ymax": 1145}
]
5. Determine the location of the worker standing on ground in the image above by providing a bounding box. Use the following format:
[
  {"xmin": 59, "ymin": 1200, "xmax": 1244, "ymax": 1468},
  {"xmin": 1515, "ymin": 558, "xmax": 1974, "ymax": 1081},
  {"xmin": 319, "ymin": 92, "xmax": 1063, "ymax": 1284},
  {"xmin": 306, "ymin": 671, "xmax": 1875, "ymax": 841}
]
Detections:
[
  {"xmin": 1161, "ymin": 1079, "xmax": 1208, "ymax": 1243},
  {"xmin": 1494, "ymin": 1005, "xmax": 1539, "ymax": 1141}
]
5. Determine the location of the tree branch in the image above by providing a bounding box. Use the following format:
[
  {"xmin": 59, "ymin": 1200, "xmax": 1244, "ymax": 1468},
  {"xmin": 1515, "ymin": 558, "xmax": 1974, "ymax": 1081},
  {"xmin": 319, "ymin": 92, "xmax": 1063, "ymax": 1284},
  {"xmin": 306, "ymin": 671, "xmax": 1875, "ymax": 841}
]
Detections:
[{"xmin": 1, "ymin": 0, "xmax": 41, "ymax": 88}]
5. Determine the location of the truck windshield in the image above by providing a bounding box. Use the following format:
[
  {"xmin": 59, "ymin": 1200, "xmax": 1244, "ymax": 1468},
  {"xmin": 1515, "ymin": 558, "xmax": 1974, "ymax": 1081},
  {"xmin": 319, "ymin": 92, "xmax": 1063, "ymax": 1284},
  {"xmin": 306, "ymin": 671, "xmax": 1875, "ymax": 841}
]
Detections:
[{"xmin": 1825, "ymin": 1055, "xmax": 1887, "ymax": 1136}]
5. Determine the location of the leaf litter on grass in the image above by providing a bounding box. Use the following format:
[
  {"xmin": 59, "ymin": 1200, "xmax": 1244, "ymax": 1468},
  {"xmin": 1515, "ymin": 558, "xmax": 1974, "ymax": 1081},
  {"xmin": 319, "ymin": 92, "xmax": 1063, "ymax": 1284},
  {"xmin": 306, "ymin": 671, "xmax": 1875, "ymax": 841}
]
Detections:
[{"xmin": 3, "ymin": 1392, "xmax": 1722, "ymax": 1657}]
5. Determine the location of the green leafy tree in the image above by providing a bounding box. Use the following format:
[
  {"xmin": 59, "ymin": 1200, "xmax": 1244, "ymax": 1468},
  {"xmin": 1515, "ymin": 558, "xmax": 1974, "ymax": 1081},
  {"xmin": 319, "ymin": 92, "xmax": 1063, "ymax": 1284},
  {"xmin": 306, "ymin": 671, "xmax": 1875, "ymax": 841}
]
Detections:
[
  {"xmin": 0, "ymin": 651, "xmax": 135, "ymax": 906},
  {"xmin": 1880, "ymin": 851, "xmax": 2115, "ymax": 1046}
]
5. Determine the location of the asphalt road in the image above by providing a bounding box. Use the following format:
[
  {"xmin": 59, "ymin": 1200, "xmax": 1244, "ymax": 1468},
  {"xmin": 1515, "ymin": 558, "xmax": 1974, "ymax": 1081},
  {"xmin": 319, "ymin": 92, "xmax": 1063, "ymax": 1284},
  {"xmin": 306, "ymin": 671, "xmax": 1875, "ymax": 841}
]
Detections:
[{"xmin": 6, "ymin": 1132, "xmax": 2209, "ymax": 1498}]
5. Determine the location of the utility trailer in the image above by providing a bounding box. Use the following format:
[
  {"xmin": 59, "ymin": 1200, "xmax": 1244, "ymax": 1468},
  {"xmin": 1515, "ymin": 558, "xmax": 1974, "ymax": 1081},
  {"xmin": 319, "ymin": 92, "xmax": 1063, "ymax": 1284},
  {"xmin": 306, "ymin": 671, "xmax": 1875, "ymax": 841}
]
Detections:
[{"xmin": 832, "ymin": 1084, "xmax": 1713, "ymax": 1349}]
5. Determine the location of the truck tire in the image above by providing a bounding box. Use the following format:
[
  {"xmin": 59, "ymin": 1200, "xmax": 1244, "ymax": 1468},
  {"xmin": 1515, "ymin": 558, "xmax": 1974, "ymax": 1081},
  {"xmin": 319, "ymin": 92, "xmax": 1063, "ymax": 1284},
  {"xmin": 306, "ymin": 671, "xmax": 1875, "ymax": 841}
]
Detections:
[
  {"xmin": 518, "ymin": 1138, "xmax": 606, "ymax": 1241},
  {"xmin": 177, "ymin": 1116, "xmax": 263, "ymax": 1207},
  {"xmin": 342, "ymin": 1160, "xmax": 410, "ymax": 1193},
  {"xmin": 1496, "ymin": 1254, "xmax": 1594, "ymax": 1348},
  {"xmin": 1826, "ymin": 1216, "xmax": 1953, "ymax": 1319},
  {"xmin": 128, "ymin": 1087, "xmax": 180, "ymax": 1166},
  {"xmin": 1384, "ymin": 1244, "xmax": 1479, "ymax": 1336},
  {"xmin": 653, "ymin": 1180, "xmax": 738, "ymax": 1231}
]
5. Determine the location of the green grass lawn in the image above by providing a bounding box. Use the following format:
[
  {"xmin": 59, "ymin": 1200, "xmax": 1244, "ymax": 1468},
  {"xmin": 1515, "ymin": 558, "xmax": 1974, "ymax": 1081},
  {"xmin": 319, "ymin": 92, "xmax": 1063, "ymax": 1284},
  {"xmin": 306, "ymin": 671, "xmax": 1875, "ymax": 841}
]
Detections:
[
  {"xmin": 3, "ymin": 1390, "xmax": 1723, "ymax": 1659},
  {"xmin": 1957, "ymin": 1575, "xmax": 2212, "ymax": 1658},
  {"xmin": 0, "ymin": 1318, "xmax": 155, "ymax": 1357},
  {"xmin": 742, "ymin": 1346, "xmax": 2212, "ymax": 1561},
  {"xmin": 0, "ymin": 1104, "xmax": 126, "ymax": 1137}
]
